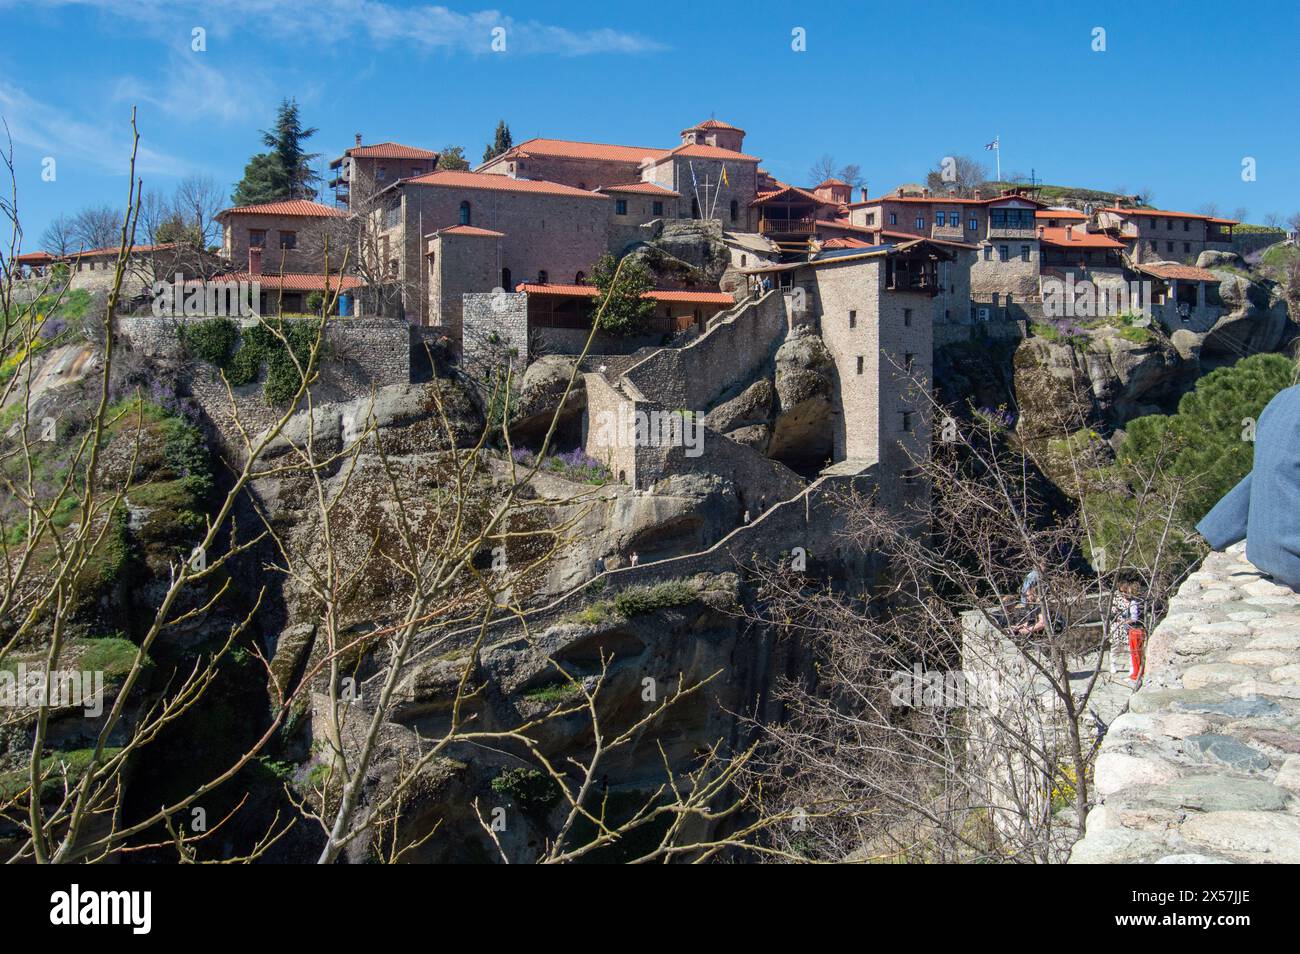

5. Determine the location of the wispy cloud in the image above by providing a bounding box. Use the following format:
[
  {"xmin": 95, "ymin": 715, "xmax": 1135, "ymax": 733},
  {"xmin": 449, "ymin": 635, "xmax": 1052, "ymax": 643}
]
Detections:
[
  {"xmin": 2, "ymin": 0, "xmax": 668, "ymax": 56},
  {"xmin": 0, "ymin": 81, "xmax": 190, "ymax": 176},
  {"xmin": 112, "ymin": 54, "xmax": 273, "ymax": 125}
]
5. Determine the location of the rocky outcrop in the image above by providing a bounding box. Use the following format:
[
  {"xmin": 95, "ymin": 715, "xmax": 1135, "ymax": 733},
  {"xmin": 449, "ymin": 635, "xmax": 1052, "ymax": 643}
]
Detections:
[
  {"xmin": 1200, "ymin": 273, "xmax": 1290, "ymax": 359},
  {"xmin": 769, "ymin": 328, "xmax": 835, "ymax": 467},
  {"xmin": 1070, "ymin": 544, "xmax": 1300, "ymax": 864},
  {"xmin": 509, "ymin": 354, "xmax": 585, "ymax": 446},
  {"xmin": 622, "ymin": 220, "xmax": 731, "ymax": 289}
]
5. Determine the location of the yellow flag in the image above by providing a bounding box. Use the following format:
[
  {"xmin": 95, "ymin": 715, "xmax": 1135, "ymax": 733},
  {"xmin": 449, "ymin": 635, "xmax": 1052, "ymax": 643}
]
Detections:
[{"xmin": 721, "ymin": 164, "xmax": 729, "ymax": 186}]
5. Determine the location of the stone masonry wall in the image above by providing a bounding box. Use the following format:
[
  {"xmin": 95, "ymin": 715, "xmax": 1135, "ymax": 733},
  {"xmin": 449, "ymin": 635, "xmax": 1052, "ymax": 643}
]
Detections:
[
  {"xmin": 1070, "ymin": 543, "xmax": 1300, "ymax": 864},
  {"xmin": 620, "ymin": 290, "xmax": 786, "ymax": 412}
]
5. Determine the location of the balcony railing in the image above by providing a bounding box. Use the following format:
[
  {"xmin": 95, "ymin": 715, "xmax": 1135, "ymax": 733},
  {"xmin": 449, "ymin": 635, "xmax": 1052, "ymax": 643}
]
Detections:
[{"xmin": 759, "ymin": 216, "xmax": 816, "ymax": 235}]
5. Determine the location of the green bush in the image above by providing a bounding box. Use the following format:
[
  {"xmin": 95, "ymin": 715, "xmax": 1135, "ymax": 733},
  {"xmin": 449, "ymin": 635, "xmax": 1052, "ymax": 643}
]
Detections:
[
  {"xmin": 490, "ymin": 767, "xmax": 560, "ymax": 814},
  {"xmin": 180, "ymin": 318, "xmax": 240, "ymax": 366},
  {"xmin": 611, "ymin": 579, "xmax": 697, "ymax": 617}
]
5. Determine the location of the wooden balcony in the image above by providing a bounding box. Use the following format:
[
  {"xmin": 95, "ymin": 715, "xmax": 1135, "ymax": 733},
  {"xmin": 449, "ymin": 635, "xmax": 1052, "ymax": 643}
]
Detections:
[{"xmin": 759, "ymin": 216, "xmax": 816, "ymax": 236}]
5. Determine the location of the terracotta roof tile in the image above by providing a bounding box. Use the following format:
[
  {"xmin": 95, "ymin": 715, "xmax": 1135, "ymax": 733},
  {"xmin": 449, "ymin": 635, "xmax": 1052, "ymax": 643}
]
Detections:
[
  {"xmin": 1135, "ymin": 263, "xmax": 1221, "ymax": 282},
  {"xmin": 220, "ymin": 199, "xmax": 345, "ymax": 218},
  {"xmin": 598, "ymin": 182, "xmax": 680, "ymax": 196},
  {"xmin": 435, "ymin": 225, "xmax": 505, "ymax": 238},
  {"xmin": 1102, "ymin": 207, "xmax": 1237, "ymax": 224},
  {"xmin": 1037, "ymin": 227, "xmax": 1126, "ymax": 249},
  {"xmin": 213, "ymin": 271, "xmax": 363, "ymax": 291},
  {"xmin": 346, "ymin": 142, "xmax": 438, "ymax": 160},
  {"xmin": 403, "ymin": 169, "xmax": 609, "ymax": 199},
  {"xmin": 496, "ymin": 138, "xmax": 668, "ymax": 164}
]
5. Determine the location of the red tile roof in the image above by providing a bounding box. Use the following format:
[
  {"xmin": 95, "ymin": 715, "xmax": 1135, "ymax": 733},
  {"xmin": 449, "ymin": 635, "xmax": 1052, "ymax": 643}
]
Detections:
[
  {"xmin": 346, "ymin": 142, "xmax": 438, "ymax": 160},
  {"xmin": 213, "ymin": 271, "xmax": 363, "ymax": 291},
  {"xmin": 690, "ymin": 119, "xmax": 744, "ymax": 132},
  {"xmin": 751, "ymin": 185, "xmax": 826, "ymax": 206},
  {"xmin": 1102, "ymin": 207, "xmax": 1237, "ymax": 224},
  {"xmin": 597, "ymin": 182, "xmax": 680, "ymax": 196},
  {"xmin": 866, "ymin": 192, "xmax": 1047, "ymax": 207},
  {"xmin": 1036, "ymin": 208, "xmax": 1087, "ymax": 220},
  {"xmin": 820, "ymin": 237, "xmax": 872, "ymax": 249},
  {"xmin": 1134, "ymin": 263, "xmax": 1221, "ymax": 282},
  {"xmin": 815, "ymin": 178, "xmax": 851, "ymax": 189},
  {"xmin": 402, "ymin": 169, "xmax": 609, "ymax": 199},
  {"xmin": 1037, "ymin": 227, "xmax": 1126, "ymax": 249},
  {"xmin": 17, "ymin": 251, "xmax": 60, "ymax": 264},
  {"xmin": 652, "ymin": 142, "xmax": 761, "ymax": 163},
  {"xmin": 514, "ymin": 283, "xmax": 733, "ymax": 304},
  {"xmin": 435, "ymin": 225, "xmax": 505, "ymax": 238},
  {"xmin": 220, "ymin": 199, "xmax": 345, "ymax": 218},
  {"xmin": 496, "ymin": 138, "xmax": 669, "ymax": 164}
]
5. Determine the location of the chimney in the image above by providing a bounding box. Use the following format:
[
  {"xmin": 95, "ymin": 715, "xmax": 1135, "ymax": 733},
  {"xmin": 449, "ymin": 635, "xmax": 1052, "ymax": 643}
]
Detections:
[
  {"xmin": 859, "ymin": 186, "xmax": 868, "ymax": 202},
  {"xmin": 1038, "ymin": 225, "xmax": 1044, "ymax": 239},
  {"xmin": 354, "ymin": 133, "xmax": 362, "ymax": 148},
  {"xmin": 1066, "ymin": 225, "xmax": 1073, "ymax": 241},
  {"xmin": 248, "ymin": 246, "xmax": 262, "ymax": 276},
  {"xmin": 973, "ymin": 188, "xmax": 983, "ymax": 199}
]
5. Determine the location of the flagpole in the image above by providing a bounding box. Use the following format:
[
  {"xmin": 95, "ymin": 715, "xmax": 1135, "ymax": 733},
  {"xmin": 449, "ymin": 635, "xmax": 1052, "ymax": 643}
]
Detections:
[{"xmin": 996, "ymin": 134, "xmax": 1001, "ymax": 183}]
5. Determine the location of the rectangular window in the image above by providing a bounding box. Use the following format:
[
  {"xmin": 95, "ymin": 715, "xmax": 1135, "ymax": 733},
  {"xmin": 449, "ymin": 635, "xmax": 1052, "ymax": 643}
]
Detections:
[
  {"xmin": 915, "ymin": 215, "xmax": 925, "ymax": 230},
  {"xmin": 1184, "ymin": 220, "xmax": 1190, "ymax": 231},
  {"xmin": 936, "ymin": 211, "xmax": 946, "ymax": 226},
  {"xmin": 848, "ymin": 309, "xmax": 857, "ymax": 328},
  {"xmin": 901, "ymin": 411, "xmax": 914, "ymax": 433},
  {"xmin": 989, "ymin": 208, "xmax": 1034, "ymax": 229},
  {"xmin": 903, "ymin": 308, "xmax": 913, "ymax": 327},
  {"xmin": 615, "ymin": 199, "xmax": 628, "ymax": 215},
  {"xmin": 652, "ymin": 201, "xmax": 663, "ymax": 216},
  {"xmin": 968, "ymin": 216, "xmax": 978, "ymax": 230},
  {"xmin": 903, "ymin": 352, "xmax": 915, "ymax": 371},
  {"xmin": 1167, "ymin": 241, "xmax": 1174, "ymax": 252},
  {"xmin": 1020, "ymin": 245, "xmax": 1030, "ymax": 262},
  {"xmin": 1184, "ymin": 242, "xmax": 1191, "ymax": 253},
  {"xmin": 888, "ymin": 212, "xmax": 897, "ymax": 225},
  {"xmin": 856, "ymin": 355, "xmax": 864, "ymax": 375},
  {"xmin": 999, "ymin": 245, "xmax": 1009, "ymax": 262},
  {"xmin": 279, "ymin": 230, "xmax": 297, "ymax": 250},
  {"xmin": 375, "ymin": 166, "xmax": 389, "ymax": 181},
  {"xmin": 248, "ymin": 229, "xmax": 266, "ymax": 248},
  {"xmin": 983, "ymin": 245, "xmax": 992, "ymax": 261},
  {"xmin": 865, "ymin": 212, "xmax": 876, "ymax": 225}
]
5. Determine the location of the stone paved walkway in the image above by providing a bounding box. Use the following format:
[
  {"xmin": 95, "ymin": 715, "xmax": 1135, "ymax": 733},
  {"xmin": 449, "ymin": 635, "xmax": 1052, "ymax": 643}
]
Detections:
[{"xmin": 1070, "ymin": 543, "xmax": 1300, "ymax": 863}]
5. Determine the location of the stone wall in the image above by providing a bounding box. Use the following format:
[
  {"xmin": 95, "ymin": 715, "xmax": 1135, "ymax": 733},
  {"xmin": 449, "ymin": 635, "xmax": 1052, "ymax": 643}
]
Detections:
[
  {"xmin": 461, "ymin": 292, "xmax": 528, "ymax": 374},
  {"xmin": 1069, "ymin": 544, "xmax": 1300, "ymax": 864},
  {"xmin": 620, "ymin": 290, "xmax": 786, "ymax": 412},
  {"xmin": 114, "ymin": 314, "xmax": 412, "ymax": 452}
]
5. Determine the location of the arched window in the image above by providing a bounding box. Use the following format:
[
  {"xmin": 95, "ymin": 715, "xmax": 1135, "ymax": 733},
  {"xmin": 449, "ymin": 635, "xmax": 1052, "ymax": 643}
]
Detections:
[
  {"xmin": 501, "ymin": 267, "xmax": 512, "ymax": 292},
  {"xmin": 538, "ymin": 270, "xmax": 548, "ymax": 284},
  {"xmin": 574, "ymin": 271, "xmax": 585, "ymax": 284},
  {"xmin": 740, "ymin": 254, "xmax": 747, "ymax": 267},
  {"xmin": 458, "ymin": 201, "xmax": 471, "ymax": 226},
  {"xmin": 730, "ymin": 200, "xmax": 738, "ymax": 222},
  {"xmin": 691, "ymin": 198, "xmax": 700, "ymax": 219}
]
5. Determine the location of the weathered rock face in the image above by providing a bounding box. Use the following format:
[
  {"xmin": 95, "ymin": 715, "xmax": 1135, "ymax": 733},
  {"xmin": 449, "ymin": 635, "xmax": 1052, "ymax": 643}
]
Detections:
[
  {"xmin": 1200, "ymin": 273, "xmax": 1290, "ymax": 359},
  {"xmin": 1196, "ymin": 249, "xmax": 1247, "ymax": 271},
  {"xmin": 703, "ymin": 378, "xmax": 773, "ymax": 434},
  {"xmin": 1070, "ymin": 544, "xmax": 1300, "ymax": 864},
  {"xmin": 621, "ymin": 221, "xmax": 731, "ymax": 289},
  {"xmin": 509, "ymin": 354, "xmax": 585, "ymax": 447},
  {"xmin": 769, "ymin": 329, "xmax": 835, "ymax": 468},
  {"xmin": 369, "ymin": 571, "xmax": 796, "ymax": 862}
]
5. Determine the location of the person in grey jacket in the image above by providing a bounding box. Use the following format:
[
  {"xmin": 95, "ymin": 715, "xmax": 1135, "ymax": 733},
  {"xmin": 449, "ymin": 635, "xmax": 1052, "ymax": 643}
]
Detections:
[{"xmin": 1198, "ymin": 383, "xmax": 1300, "ymax": 590}]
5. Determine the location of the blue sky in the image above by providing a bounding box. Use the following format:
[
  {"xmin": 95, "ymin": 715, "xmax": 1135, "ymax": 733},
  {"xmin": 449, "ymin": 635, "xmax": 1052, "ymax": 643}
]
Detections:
[{"xmin": 1, "ymin": 0, "xmax": 1297, "ymax": 248}]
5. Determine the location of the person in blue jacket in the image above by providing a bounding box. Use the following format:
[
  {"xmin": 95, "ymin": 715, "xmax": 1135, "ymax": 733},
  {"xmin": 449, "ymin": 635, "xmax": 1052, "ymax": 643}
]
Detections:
[{"xmin": 1198, "ymin": 383, "xmax": 1300, "ymax": 590}]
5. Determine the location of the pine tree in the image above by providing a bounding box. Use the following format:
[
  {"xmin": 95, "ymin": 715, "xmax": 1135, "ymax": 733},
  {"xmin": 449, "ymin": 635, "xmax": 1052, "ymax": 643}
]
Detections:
[
  {"xmin": 482, "ymin": 120, "xmax": 513, "ymax": 164},
  {"xmin": 232, "ymin": 99, "xmax": 321, "ymax": 205}
]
